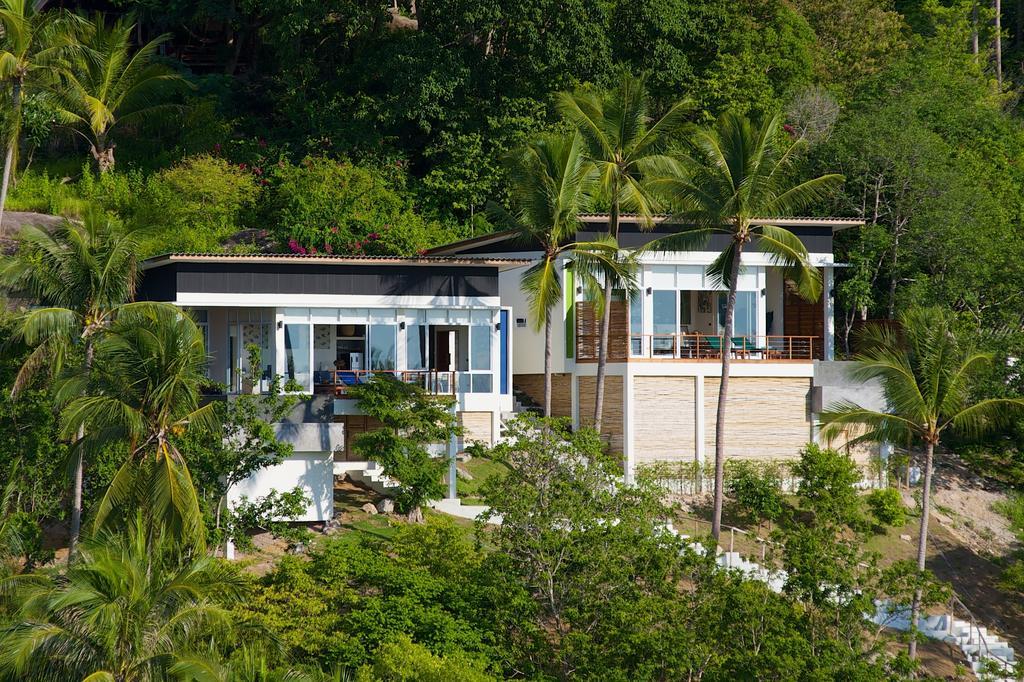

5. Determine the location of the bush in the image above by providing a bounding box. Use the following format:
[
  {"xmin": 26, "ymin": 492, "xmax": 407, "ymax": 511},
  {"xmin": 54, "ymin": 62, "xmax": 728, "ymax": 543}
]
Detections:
[
  {"xmin": 865, "ymin": 488, "xmax": 907, "ymax": 527},
  {"xmin": 134, "ymin": 154, "xmax": 259, "ymax": 256},
  {"xmin": 727, "ymin": 461, "xmax": 785, "ymax": 526},
  {"xmin": 355, "ymin": 634, "xmax": 495, "ymax": 682},
  {"xmin": 266, "ymin": 157, "xmax": 463, "ymax": 256},
  {"xmin": 999, "ymin": 560, "xmax": 1024, "ymax": 594},
  {"xmin": 792, "ymin": 444, "xmax": 863, "ymax": 526}
]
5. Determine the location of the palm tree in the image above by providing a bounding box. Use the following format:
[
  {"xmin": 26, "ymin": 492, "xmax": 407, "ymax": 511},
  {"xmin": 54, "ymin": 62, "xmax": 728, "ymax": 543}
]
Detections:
[
  {"xmin": 0, "ymin": 521, "xmax": 246, "ymax": 680},
  {"xmin": 556, "ymin": 73, "xmax": 691, "ymax": 432},
  {"xmin": 0, "ymin": 0, "xmax": 79, "ymax": 227},
  {"xmin": 820, "ymin": 307, "xmax": 1024, "ymax": 660},
  {"xmin": 0, "ymin": 460, "xmax": 26, "ymax": 577},
  {"xmin": 0, "ymin": 208, "xmax": 142, "ymax": 559},
  {"xmin": 52, "ymin": 13, "xmax": 189, "ymax": 173},
  {"xmin": 58, "ymin": 303, "xmax": 216, "ymax": 550},
  {"xmin": 650, "ymin": 111, "xmax": 842, "ymax": 540},
  {"xmin": 505, "ymin": 132, "xmax": 633, "ymax": 417}
]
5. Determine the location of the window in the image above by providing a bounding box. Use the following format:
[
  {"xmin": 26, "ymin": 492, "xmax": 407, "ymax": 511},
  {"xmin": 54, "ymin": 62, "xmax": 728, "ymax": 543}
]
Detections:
[
  {"xmin": 407, "ymin": 324, "xmax": 427, "ymax": 370},
  {"xmin": 630, "ymin": 291, "xmax": 643, "ymax": 356},
  {"xmin": 679, "ymin": 291, "xmax": 692, "ymax": 328},
  {"xmin": 369, "ymin": 324, "xmax": 397, "ymax": 370},
  {"xmin": 284, "ymin": 324, "xmax": 311, "ymax": 389},
  {"xmin": 717, "ymin": 292, "xmax": 758, "ymax": 337},
  {"xmin": 470, "ymin": 326, "xmax": 491, "ymax": 370},
  {"xmin": 652, "ymin": 290, "xmax": 676, "ymax": 355}
]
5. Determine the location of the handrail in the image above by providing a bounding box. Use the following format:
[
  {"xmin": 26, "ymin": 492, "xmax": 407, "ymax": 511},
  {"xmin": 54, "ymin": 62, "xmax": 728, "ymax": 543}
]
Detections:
[
  {"xmin": 946, "ymin": 593, "xmax": 1015, "ymax": 671},
  {"xmin": 321, "ymin": 369, "xmax": 458, "ymax": 396},
  {"xmin": 614, "ymin": 333, "xmax": 819, "ymax": 361}
]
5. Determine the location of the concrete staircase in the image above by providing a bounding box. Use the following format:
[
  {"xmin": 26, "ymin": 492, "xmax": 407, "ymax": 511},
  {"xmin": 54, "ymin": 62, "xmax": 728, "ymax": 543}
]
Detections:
[{"xmin": 339, "ymin": 460, "xmax": 400, "ymax": 496}]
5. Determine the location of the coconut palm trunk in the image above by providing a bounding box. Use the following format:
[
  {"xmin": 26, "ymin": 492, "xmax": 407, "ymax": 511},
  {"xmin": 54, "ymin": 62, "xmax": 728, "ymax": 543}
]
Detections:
[
  {"xmin": 67, "ymin": 339, "xmax": 93, "ymax": 560},
  {"xmin": 543, "ymin": 313, "xmax": 553, "ymax": 417},
  {"xmin": 711, "ymin": 238, "xmax": 744, "ymax": 540},
  {"xmin": 0, "ymin": 81, "xmax": 22, "ymax": 231},
  {"xmin": 907, "ymin": 438, "xmax": 935, "ymax": 661},
  {"xmin": 593, "ymin": 204, "xmax": 619, "ymax": 432}
]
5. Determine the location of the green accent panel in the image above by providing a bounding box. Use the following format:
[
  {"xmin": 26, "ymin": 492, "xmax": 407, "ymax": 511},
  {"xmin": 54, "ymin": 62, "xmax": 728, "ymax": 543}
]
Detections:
[{"xmin": 564, "ymin": 268, "xmax": 575, "ymax": 358}]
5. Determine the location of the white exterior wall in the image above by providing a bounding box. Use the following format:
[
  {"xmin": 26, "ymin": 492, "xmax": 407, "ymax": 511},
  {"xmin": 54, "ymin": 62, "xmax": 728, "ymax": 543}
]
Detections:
[{"xmin": 227, "ymin": 452, "xmax": 334, "ymax": 523}]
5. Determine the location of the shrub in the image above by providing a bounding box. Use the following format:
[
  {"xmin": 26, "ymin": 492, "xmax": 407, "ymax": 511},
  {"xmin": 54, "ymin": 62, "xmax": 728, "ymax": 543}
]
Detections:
[
  {"xmin": 266, "ymin": 157, "xmax": 462, "ymax": 256},
  {"xmin": 792, "ymin": 444, "xmax": 863, "ymax": 526},
  {"xmin": 865, "ymin": 488, "xmax": 907, "ymax": 527},
  {"xmin": 355, "ymin": 634, "xmax": 495, "ymax": 682},
  {"xmin": 999, "ymin": 560, "xmax": 1024, "ymax": 594},
  {"xmin": 134, "ymin": 154, "xmax": 259, "ymax": 255},
  {"xmin": 727, "ymin": 461, "xmax": 785, "ymax": 526},
  {"xmin": 349, "ymin": 375, "xmax": 461, "ymax": 521}
]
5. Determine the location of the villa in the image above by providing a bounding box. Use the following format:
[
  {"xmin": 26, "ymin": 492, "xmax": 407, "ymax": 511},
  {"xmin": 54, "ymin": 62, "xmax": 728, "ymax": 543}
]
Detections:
[{"xmin": 137, "ymin": 215, "xmax": 877, "ymax": 525}]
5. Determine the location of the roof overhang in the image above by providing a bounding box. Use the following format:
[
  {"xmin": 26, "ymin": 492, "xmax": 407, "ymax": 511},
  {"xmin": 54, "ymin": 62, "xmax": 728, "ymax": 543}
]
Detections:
[
  {"xmin": 142, "ymin": 252, "xmax": 532, "ymax": 272},
  {"xmin": 576, "ymin": 214, "xmax": 865, "ymax": 230}
]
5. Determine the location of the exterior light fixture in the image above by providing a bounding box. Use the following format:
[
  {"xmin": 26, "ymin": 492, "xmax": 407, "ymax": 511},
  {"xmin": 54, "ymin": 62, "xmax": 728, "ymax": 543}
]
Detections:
[{"xmin": 399, "ymin": 321, "xmax": 406, "ymax": 330}]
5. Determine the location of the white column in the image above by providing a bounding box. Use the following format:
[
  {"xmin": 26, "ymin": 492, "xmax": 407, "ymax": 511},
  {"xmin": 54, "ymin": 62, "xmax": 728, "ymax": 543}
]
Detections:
[
  {"xmin": 274, "ymin": 309, "xmax": 285, "ymax": 378},
  {"xmin": 757, "ymin": 266, "xmax": 768, "ymax": 339},
  {"xmin": 694, "ymin": 373, "xmax": 705, "ymax": 466},
  {"xmin": 823, "ymin": 266, "xmax": 835, "ymax": 361},
  {"xmin": 623, "ymin": 366, "xmax": 635, "ymax": 484}
]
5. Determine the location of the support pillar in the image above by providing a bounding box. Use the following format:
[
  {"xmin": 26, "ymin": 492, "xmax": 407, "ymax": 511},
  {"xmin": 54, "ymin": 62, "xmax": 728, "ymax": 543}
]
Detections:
[{"xmin": 823, "ymin": 265, "xmax": 835, "ymax": 361}]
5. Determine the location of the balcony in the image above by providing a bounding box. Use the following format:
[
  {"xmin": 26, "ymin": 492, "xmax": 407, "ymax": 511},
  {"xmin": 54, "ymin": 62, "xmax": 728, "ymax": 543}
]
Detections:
[
  {"xmin": 628, "ymin": 333, "xmax": 818, "ymax": 361},
  {"xmin": 315, "ymin": 369, "xmax": 493, "ymax": 397}
]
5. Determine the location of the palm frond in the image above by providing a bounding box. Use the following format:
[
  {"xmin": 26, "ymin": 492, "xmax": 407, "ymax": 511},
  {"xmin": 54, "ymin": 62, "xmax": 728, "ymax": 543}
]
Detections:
[{"xmin": 756, "ymin": 225, "xmax": 822, "ymax": 302}]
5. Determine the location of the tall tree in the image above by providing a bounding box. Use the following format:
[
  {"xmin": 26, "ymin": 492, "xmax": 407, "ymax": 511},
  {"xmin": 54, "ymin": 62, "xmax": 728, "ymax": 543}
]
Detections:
[
  {"xmin": 53, "ymin": 13, "xmax": 188, "ymax": 172},
  {"xmin": 0, "ymin": 0, "xmax": 78, "ymax": 228},
  {"xmin": 0, "ymin": 210, "xmax": 141, "ymax": 559},
  {"xmin": 504, "ymin": 132, "xmax": 630, "ymax": 416},
  {"xmin": 0, "ymin": 522, "xmax": 245, "ymax": 680},
  {"xmin": 651, "ymin": 112, "xmax": 841, "ymax": 540},
  {"xmin": 556, "ymin": 73, "xmax": 691, "ymax": 432},
  {"xmin": 58, "ymin": 303, "xmax": 216, "ymax": 550},
  {"xmin": 820, "ymin": 307, "xmax": 1024, "ymax": 660}
]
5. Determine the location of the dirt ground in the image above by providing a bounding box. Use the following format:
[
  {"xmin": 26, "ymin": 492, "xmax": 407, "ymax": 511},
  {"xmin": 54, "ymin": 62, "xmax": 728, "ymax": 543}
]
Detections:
[{"xmin": 926, "ymin": 452, "xmax": 1020, "ymax": 555}]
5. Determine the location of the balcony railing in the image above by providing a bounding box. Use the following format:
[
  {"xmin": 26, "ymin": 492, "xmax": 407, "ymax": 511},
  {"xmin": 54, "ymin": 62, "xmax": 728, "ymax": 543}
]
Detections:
[
  {"xmin": 316, "ymin": 369, "xmax": 494, "ymax": 396},
  {"xmin": 627, "ymin": 334, "xmax": 817, "ymax": 361}
]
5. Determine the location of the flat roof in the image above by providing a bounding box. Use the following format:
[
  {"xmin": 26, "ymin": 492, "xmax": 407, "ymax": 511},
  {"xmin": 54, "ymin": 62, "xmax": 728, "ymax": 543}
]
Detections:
[
  {"xmin": 575, "ymin": 213, "xmax": 865, "ymax": 228},
  {"xmin": 427, "ymin": 214, "xmax": 864, "ymax": 255},
  {"xmin": 142, "ymin": 252, "xmax": 532, "ymax": 271}
]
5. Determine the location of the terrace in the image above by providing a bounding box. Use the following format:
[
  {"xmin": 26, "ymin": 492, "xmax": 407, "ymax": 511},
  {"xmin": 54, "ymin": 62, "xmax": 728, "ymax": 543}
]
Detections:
[{"xmin": 573, "ymin": 267, "xmax": 829, "ymax": 363}]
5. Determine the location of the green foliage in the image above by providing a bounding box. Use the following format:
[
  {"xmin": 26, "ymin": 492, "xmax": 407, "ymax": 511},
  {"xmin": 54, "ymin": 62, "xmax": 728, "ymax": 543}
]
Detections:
[
  {"xmin": 134, "ymin": 154, "xmax": 259, "ymax": 255},
  {"xmin": 241, "ymin": 518, "xmax": 502, "ymax": 671},
  {"xmin": 354, "ymin": 634, "xmax": 495, "ymax": 682},
  {"xmin": 0, "ymin": 523, "xmax": 248, "ymax": 679},
  {"xmin": 866, "ymin": 487, "xmax": 908, "ymax": 527},
  {"xmin": 726, "ymin": 460, "xmax": 785, "ymax": 525},
  {"xmin": 60, "ymin": 303, "xmax": 216, "ymax": 548},
  {"xmin": 793, "ymin": 443, "xmax": 863, "ymax": 525},
  {"xmin": 349, "ymin": 376, "xmax": 460, "ymax": 519},
  {"xmin": 267, "ymin": 157, "xmax": 462, "ymax": 256},
  {"xmin": 225, "ymin": 486, "xmax": 312, "ymax": 554}
]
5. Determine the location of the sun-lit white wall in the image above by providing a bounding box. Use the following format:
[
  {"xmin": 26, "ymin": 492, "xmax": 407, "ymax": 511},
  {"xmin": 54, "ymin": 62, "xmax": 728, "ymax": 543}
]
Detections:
[{"xmin": 227, "ymin": 452, "xmax": 334, "ymax": 522}]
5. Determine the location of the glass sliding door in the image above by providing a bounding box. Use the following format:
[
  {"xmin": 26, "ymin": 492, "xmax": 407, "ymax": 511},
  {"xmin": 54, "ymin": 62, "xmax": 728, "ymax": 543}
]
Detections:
[
  {"xmin": 369, "ymin": 324, "xmax": 397, "ymax": 370},
  {"xmin": 716, "ymin": 291, "xmax": 758, "ymax": 338},
  {"xmin": 284, "ymin": 324, "xmax": 311, "ymax": 391},
  {"xmin": 469, "ymin": 325, "xmax": 493, "ymax": 393},
  {"xmin": 652, "ymin": 290, "xmax": 677, "ymax": 356},
  {"xmin": 629, "ymin": 291, "xmax": 643, "ymax": 356}
]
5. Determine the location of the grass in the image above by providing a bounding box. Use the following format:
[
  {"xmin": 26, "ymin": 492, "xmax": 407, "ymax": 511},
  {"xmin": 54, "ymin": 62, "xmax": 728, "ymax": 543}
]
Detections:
[{"xmin": 456, "ymin": 456, "xmax": 509, "ymax": 504}]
